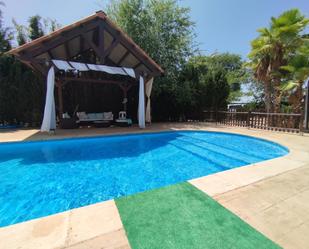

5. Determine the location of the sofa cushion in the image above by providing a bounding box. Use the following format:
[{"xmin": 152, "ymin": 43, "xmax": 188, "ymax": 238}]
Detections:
[
  {"xmin": 95, "ymin": 113, "xmax": 104, "ymax": 119},
  {"xmin": 88, "ymin": 113, "xmax": 97, "ymax": 119},
  {"xmin": 77, "ymin": 112, "xmax": 87, "ymax": 119},
  {"xmin": 103, "ymin": 112, "xmax": 113, "ymax": 120}
]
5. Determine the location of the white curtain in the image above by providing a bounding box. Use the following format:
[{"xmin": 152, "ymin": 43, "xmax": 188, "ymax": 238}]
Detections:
[
  {"xmin": 86, "ymin": 64, "xmax": 135, "ymax": 78},
  {"xmin": 69, "ymin": 62, "xmax": 89, "ymax": 71},
  {"xmin": 41, "ymin": 66, "xmax": 56, "ymax": 132},
  {"xmin": 145, "ymin": 77, "xmax": 154, "ymax": 123},
  {"xmin": 123, "ymin": 67, "xmax": 135, "ymax": 78},
  {"xmin": 52, "ymin": 60, "xmax": 74, "ymax": 70},
  {"xmin": 52, "ymin": 60, "xmax": 136, "ymax": 79},
  {"xmin": 138, "ymin": 76, "xmax": 145, "ymax": 128}
]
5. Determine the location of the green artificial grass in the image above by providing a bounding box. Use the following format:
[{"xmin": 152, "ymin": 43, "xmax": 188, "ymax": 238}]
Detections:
[{"xmin": 116, "ymin": 182, "xmax": 281, "ymax": 249}]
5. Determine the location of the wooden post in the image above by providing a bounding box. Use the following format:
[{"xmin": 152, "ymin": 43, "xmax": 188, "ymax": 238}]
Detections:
[
  {"xmin": 215, "ymin": 110, "xmax": 218, "ymax": 126},
  {"xmin": 123, "ymin": 87, "xmax": 127, "ymax": 112},
  {"xmin": 143, "ymin": 75, "xmax": 147, "ymax": 119},
  {"xmin": 98, "ymin": 23, "xmax": 105, "ymax": 64},
  {"xmin": 57, "ymin": 83, "xmax": 64, "ymax": 120},
  {"xmin": 246, "ymin": 111, "xmax": 251, "ymax": 129},
  {"xmin": 299, "ymin": 110, "xmax": 304, "ymax": 135}
]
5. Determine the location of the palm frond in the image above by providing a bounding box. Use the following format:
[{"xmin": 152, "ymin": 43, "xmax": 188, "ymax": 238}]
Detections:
[
  {"xmin": 280, "ymin": 81, "xmax": 298, "ymax": 92},
  {"xmin": 280, "ymin": 65, "xmax": 295, "ymax": 72}
]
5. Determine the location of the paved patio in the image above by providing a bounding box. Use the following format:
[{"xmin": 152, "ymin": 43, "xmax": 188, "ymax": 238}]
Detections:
[{"xmin": 0, "ymin": 123, "xmax": 308, "ymax": 249}]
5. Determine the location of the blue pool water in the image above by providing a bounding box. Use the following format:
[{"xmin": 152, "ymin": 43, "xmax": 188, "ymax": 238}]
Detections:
[{"xmin": 0, "ymin": 131, "xmax": 288, "ymax": 227}]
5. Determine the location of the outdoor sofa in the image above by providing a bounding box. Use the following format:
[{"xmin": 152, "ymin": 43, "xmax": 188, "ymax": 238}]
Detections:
[{"xmin": 76, "ymin": 112, "xmax": 113, "ymax": 122}]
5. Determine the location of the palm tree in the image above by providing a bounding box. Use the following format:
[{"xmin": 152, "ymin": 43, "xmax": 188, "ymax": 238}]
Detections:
[
  {"xmin": 247, "ymin": 9, "xmax": 309, "ymax": 113},
  {"xmin": 247, "ymin": 33, "xmax": 273, "ymax": 112},
  {"xmin": 281, "ymin": 42, "xmax": 309, "ymax": 113}
]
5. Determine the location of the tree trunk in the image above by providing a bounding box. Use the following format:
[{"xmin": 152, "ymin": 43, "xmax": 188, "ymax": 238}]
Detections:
[
  {"xmin": 264, "ymin": 81, "xmax": 272, "ymax": 113},
  {"xmin": 273, "ymin": 87, "xmax": 281, "ymax": 113},
  {"xmin": 289, "ymin": 82, "xmax": 303, "ymax": 113}
]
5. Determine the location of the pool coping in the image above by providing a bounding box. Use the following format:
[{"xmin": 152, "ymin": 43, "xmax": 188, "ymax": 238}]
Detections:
[{"xmin": 0, "ymin": 125, "xmax": 308, "ymax": 249}]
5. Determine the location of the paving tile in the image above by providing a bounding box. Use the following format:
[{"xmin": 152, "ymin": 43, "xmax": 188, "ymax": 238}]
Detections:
[
  {"xmin": 279, "ymin": 189, "xmax": 309, "ymax": 218},
  {"xmin": 277, "ymin": 222, "xmax": 309, "ymax": 249},
  {"xmin": 189, "ymin": 174, "xmax": 238, "ymax": 196},
  {"xmin": 244, "ymin": 214, "xmax": 286, "ymax": 243},
  {"xmin": 64, "ymin": 229, "xmax": 130, "ymax": 249},
  {"xmin": 67, "ymin": 200, "xmax": 123, "ymax": 246},
  {"xmin": 192, "ymin": 157, "xmax": 306, "ymax": 199},
  {"xmin": 258, "ymin": 204, "xmax": 305, "ymax": 232},
  {"xmin": 284, "ymin": 150, "xmax": 309, "ymax": 163},
  {"xmin": 215, "ymin": 165, "xmax": 309, "ymax": 249},
  {"xmin": 247, "ymin": 158, "xmax": 304, "ymax": 176},
  {"xmin": 0, "ymin": 211, "xmax": 69, "ymax": 249}
]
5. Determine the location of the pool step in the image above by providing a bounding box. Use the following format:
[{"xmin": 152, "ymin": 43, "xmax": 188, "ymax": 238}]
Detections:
[
  {"xmin": 171, "ymin": 138, "xmax": 257, "ymax": 170},
  {"xmin": 179, "ymin": 135, "xmax": 265, "ymax": 163}
]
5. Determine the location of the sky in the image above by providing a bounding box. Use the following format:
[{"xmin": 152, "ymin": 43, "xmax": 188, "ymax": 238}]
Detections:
[{"xmin": 2, "ymin": 0, "xmax": 309, "ymax": 59}]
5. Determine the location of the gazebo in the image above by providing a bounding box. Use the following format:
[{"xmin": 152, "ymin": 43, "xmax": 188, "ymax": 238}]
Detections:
[{"xmin": 8, "ymin": 11, "xmax": 164, "ymax": 131}]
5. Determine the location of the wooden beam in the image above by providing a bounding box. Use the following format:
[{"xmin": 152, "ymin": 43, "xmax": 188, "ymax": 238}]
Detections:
[
  {"xmin": 95, "ymin": 12, "xmax": 162, "ymax": 74},
  {"xmin": 80, "ymin": 35, "xmax": 84, "ymax": 53},
  {"xmin": 104, "ymin": 57, "xmax": 117, "ymax": 67},
  {"xmin": 62, "ymin": 77, "xmax": 138, "ymax": 87},
  {"xmin": 31, "ymin": 61, "xmax": 48, "ymax": 76},
  {"xmin": 69, "ymin": 35, "xmax": 86, "ymax": 60},
  {"xmin": 15, "ymin": 54, "xmax": 51, "ymax": 76},
  {"xmin": 117, "ymin": 51, "xmax": 130, "ymax": 65},
  {"xmin": 20, "ymin": 19, "xmax": 100, "ymax": 60},
  {"xmin": 47, "ymin": 50, "xmax": 54, "ymax": 59},
  {"xmin": 82, "ymin": 33, "xmax": 101, "ymax": 58},
  {"xmin": 27, "ymin": 61, "xmax": 46, "ymax": 78},
  {"xmin": 18, "ymin": 20, "xmax": 161, "ymax": 77},
  {"xmin": 101, "ymin": 36, "xmax": 120, "ymax": 60},
  {"xmin": 122, "ymin": 87, "xmax": 128, "ymax": 112},
  {"xmin": 98, "ymin": 23, "xmax": 105, "ymax": 64},
  {"xmin": 101, "ymin": 22, "xmax": 159, "ymax": 74},
  {"xmin": 64, "ymin": 42, "xmax": 71, "ymax": 59},
  {"xmin": 16, "ymin": 56, "xmax": 48, "ymax": 64},
  {"xmin": 69, "ymin": 48, "xmax": 91, "ymax": 61},
  {"xmin": 133, "ymin": 62, "xmax": 142, "ymax": 70}
]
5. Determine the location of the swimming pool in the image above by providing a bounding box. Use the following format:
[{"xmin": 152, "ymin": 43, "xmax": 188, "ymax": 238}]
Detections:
[{"xmin": 0, "ymin": 131, "xmax": 288, "ymax": 227}]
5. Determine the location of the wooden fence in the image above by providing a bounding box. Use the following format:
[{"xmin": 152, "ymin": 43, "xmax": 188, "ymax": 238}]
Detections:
[{"xmin": 203, "ymin": 111, "xmax": 303, "ymax": 133}]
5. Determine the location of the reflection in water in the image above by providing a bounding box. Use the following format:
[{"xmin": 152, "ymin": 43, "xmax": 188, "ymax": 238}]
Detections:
[{"xmin": 41, "ymin": 144, "xmax": 57, "ymax": 163}]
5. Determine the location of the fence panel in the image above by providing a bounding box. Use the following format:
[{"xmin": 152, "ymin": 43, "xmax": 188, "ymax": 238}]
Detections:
[{"xmin": 203, "ymin": 111, "xmax": 302, "ymax": 133}]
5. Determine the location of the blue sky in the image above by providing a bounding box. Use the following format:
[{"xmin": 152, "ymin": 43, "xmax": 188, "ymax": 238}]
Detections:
[{"xmin": 2, "ymin": 0, "xmax": 309, "ymax": 59}]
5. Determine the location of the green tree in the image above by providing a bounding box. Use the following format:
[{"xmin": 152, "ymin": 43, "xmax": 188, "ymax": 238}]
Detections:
[
  {"xmin": 28, "ymin": 15, "xmax": 44, "ymax": 40},
  {"xmin": 201, "ymin": 53, "xmax": 248, "ymax": 102},
  {"xmin": 13, "ymin": 16, "xmax": 61, "ymax": 46},
  {"xmin": 106, "ymin": 0, "xmax": 196, "ymax": 120},
  {"xmin": 45, "ymin": 18, "xmax": 61, "ymax": 32},
  {"xmin": 247, "ymin": 9, "xmax": 309, "ymax": 113},
  {"xmin": 0, "ymin": 12, "xmax": 47, "ymax": 125},
  {"xmin": 178, "ymin": 55, "xmax": 231, "ymax": 119},
  {"xmin": 12, "ymin": 18, "xmax": 28, "ymax": 45},
  {"xmin": 0, "ymin": 1, "xmax": 12, "ymax": 54}
]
